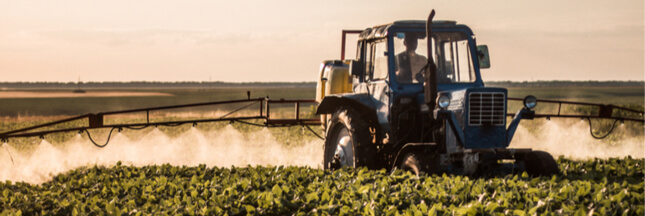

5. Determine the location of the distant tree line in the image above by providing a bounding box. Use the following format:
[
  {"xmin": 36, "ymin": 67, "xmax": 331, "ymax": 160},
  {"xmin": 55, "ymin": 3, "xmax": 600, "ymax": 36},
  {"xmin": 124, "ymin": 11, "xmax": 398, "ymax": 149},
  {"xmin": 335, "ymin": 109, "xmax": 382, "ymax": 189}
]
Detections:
[
  {"xmin": 0, "ymin": 81, "xmax": 317, "ymax": 90},
  {"xmin": 486, "ymin": 81, "xmax": 644, "ymax": 88},
  {"xmin": 0, "ymin": 81, "xmax": 642, "ymax": 90}
]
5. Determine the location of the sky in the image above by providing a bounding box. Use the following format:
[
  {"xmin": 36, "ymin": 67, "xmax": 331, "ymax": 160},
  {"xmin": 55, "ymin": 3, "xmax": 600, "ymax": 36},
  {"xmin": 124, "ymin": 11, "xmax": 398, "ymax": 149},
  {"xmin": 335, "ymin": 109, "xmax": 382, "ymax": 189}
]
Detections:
[{"xmin": 1, "ymin": 0, "xmax": 643, "ymax": 82}]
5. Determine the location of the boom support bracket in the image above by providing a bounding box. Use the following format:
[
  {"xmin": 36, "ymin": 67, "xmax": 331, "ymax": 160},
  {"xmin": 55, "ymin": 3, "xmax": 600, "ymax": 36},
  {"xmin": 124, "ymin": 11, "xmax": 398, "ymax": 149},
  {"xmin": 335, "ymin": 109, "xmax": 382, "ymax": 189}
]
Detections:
[{"xmin": 89, "ymin": 114, "xmax": 104, "ymax": 128}]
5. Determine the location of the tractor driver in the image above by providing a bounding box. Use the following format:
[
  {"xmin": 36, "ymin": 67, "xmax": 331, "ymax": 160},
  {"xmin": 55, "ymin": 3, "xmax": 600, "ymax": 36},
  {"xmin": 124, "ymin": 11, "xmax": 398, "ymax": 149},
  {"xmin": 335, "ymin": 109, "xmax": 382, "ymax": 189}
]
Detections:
[{"xmin": 395, "ymin": 33, "xmax": 427, "ymax": 83}]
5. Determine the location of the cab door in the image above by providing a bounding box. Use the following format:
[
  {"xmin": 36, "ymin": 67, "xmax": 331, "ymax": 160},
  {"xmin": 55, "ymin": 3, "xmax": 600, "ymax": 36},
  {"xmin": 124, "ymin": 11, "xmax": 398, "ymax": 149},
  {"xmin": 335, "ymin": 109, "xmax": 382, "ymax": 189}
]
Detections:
[{"xmin": 354, "ymin": 39, "xmax": 391, "ymax": 133}]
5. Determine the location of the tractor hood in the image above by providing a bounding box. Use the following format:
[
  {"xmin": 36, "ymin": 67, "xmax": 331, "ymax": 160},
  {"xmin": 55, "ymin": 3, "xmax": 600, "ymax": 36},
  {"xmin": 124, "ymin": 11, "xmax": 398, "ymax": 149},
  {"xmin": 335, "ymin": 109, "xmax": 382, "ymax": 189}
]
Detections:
[{"xmin": 443, "ymin": 87, "xmax": 509, "ymax": 151}]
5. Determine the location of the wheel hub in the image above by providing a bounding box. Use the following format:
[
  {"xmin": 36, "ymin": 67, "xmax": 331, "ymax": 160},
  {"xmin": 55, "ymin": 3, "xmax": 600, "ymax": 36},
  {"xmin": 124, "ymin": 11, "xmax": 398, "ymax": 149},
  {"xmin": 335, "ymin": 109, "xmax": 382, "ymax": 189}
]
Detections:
[{"xmin": 332, "ymin": 129, "xmax": 354, "ymax": 167}]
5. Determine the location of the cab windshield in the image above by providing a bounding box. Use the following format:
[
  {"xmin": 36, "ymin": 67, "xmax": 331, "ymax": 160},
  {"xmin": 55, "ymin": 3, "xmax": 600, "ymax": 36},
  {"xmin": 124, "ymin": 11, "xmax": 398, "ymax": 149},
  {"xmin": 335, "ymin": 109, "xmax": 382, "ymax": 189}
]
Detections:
[{"xmin": 393, "ymin": 31, "xmax": 475, "ymax": 84}]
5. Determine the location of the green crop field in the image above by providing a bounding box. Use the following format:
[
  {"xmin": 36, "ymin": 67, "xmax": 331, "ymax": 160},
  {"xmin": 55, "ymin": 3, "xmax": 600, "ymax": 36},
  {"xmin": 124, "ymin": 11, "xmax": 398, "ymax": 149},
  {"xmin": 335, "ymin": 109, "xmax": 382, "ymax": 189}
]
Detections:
[
  {"xmin": 1, "ymin": 158, "xmax": 643, "ymax": 215},
  {"xmin": 0, "ymin": 83, "xmax": 643, "ymax": 215}
]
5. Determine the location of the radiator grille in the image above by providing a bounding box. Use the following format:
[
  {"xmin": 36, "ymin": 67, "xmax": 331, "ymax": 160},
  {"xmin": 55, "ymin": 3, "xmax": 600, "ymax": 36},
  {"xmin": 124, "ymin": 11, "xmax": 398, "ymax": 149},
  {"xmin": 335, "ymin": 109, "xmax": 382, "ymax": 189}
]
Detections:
[{"xmin": 468, "ymin": 92, "xmax": 505, "ymax": 126}]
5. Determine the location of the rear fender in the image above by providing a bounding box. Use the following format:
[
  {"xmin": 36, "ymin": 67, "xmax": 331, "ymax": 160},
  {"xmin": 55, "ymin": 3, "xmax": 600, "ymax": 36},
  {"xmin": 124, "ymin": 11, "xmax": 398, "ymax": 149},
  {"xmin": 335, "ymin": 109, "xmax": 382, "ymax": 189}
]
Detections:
[
  {"xmin": 316, "ymin": 94, "xmax": 376, "ymax": 116},
  {"xmin": 317, "ymin": 94, "xmax": 380, "ymax": 142}
]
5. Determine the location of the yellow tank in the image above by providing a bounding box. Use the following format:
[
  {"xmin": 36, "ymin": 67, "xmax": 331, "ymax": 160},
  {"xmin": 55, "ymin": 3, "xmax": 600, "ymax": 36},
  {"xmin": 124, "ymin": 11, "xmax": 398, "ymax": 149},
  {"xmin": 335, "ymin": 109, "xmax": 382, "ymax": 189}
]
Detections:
[{"xmin": 316, "ymin": 60, "xmax": 352, "ymax": 103}]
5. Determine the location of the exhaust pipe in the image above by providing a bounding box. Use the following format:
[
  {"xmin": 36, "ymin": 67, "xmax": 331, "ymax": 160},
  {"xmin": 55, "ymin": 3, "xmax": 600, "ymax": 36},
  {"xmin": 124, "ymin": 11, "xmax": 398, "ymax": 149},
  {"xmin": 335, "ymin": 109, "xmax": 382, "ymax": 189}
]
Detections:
[{"xmin": 424, "ymin": 10, "xmax": 438, "ymax": 115}]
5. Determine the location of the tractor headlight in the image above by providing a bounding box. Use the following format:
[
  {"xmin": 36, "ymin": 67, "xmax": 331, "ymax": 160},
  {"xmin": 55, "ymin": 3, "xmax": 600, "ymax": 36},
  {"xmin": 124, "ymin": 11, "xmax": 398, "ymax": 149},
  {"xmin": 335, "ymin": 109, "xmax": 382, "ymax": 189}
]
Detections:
[
  {"xmin": 437, "ymin": 95, "xmax": 451, "ymax": 109},
  {"xmin": 523, "ymin": 95, "xmax": 537, "ymax": 109}
]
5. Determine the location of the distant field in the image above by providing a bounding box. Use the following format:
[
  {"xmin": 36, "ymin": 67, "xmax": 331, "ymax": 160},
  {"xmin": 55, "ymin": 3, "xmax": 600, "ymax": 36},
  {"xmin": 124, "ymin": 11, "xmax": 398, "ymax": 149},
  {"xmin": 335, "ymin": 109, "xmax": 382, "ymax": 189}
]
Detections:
[
  {"xmin": 0, "ymin": 87, "xmax": 315, "ymax": 117},
  {"xmin": 0, "ymin": 84, "xmax": 642, "ymax": 117},
  {"xmin": 505, "ymin": 86, "xmax": 644, "ymax": 105}
]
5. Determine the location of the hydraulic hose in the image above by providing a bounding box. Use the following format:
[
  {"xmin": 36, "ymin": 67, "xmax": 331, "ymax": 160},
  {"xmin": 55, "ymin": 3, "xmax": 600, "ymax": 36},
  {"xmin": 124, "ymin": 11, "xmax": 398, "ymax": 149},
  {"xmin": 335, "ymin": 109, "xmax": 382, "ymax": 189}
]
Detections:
[
  {"xmin": 233, "ymin": 119, "xmax": 324, "ymax": 140},
  {"xmin": 587, "ymin": 118, "xmax": 620, "ymax": 139},
  {"xmin": 85, "ymin": 127, "xmax": 119, "ymax": 148},
  {"xmin": 3, "ymin": 143, "xmax": 15, "ymax": 165}
]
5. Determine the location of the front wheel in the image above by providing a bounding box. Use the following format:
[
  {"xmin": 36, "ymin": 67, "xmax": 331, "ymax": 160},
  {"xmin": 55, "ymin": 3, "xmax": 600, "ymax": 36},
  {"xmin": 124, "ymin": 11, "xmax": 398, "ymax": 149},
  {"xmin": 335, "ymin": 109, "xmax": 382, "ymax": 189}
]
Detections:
[
  {"xmin": 399, "ymin": 152, "xmax": 440, "ymax": 176},
  {"xmin": 323, "ymin": 108, "xmax": 375, "ymax": 170},
  {"xmin": 523, "ymin": 151, "xmax": 560, "ymax": 176}
]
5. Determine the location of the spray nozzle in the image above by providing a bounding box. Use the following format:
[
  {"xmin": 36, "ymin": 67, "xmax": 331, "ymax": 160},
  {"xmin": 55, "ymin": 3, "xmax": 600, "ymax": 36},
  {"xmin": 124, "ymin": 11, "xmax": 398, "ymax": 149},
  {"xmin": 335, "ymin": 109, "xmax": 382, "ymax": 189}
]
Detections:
[
  {"xmin": 39, "ymin": 135, "xmax": 45, "ymax": 140},
  {"xmin": 193, "ymin": 122, "xmax": 198, "ymax": 127},
  {"xmin": 118, "ymin": 127, "xmax": 123, "ymax": 133},
  {"xmin": 546, "ymin": 116, "xmax": 551, "ymax": 121},
  {"xmin": 620, "ymin": 119, "xmax": 625, "ymax": 126}
]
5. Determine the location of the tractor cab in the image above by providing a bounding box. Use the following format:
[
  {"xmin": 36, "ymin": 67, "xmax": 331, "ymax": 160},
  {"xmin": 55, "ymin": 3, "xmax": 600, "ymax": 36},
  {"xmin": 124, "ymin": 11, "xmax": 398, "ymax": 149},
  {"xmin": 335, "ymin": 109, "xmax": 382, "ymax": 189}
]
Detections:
[
  {"xmin": 357, "ymin": 20, "xmax": 487, "ymax": 89},
  {"xmin": 317, "ymin": 20, "xmax": 492, "ymax": 140},
  {"xmin": 351, "ymin": 21, "xmax": 492, "ymax": 133}
]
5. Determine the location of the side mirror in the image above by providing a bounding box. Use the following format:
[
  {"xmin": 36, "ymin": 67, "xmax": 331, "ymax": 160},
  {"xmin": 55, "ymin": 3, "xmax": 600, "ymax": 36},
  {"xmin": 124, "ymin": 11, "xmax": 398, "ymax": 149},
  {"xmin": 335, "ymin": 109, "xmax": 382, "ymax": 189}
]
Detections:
[
  {"xmin": 477, "ymin": 45, "xmax": 491, "ymax": 69},
  {"xmin": 349, "ymin": 60, "xmax": 364, "ymax": 77}
]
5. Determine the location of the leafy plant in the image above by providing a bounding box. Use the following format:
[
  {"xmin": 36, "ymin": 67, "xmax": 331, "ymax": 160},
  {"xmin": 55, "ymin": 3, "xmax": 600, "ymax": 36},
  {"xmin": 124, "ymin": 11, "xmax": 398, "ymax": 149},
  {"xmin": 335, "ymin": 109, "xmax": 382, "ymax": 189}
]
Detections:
[{"xmin": 1, "ymin": 157, "xmax": 643, "ymax": 215}]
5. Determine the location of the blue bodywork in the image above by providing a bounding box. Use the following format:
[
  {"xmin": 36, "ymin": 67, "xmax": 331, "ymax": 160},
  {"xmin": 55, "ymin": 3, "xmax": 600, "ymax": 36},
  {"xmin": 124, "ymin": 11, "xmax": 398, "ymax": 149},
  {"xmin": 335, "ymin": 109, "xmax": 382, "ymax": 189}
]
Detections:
[
  {"xmin": 435, "ymin": 87, "xmax": 532, "ymax": 149},
  {"xmin": 317, "ymin": 20, "xmax": 533, "ymax": 166},
  {"xmin": 450, "ymin": 88, "xmax": 507, "ymax": 149}
]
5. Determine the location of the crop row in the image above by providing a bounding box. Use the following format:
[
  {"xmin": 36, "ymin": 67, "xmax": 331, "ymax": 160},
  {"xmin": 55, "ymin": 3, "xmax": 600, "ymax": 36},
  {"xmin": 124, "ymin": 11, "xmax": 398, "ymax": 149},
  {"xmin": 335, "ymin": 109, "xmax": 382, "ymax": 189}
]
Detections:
[{"xmin": 1, "ymin": 157, "xmax": 643, "ymax": 215}]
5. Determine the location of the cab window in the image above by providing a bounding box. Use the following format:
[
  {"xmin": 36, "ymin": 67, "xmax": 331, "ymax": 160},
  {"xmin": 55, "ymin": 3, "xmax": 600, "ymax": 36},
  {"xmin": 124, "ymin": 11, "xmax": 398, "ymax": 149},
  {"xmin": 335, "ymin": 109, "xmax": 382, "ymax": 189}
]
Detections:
[
  {"xmin": 364, "ymin": 42, "xmax": 373, "ymax": 80},
  {"xmin": 393, "ymin": 31, "xmax": 476, "ymax": 84},
  {"xmin": 436, "ymin": 33, "xmax": 475, "ymax": 83},
  {"xmin": 364, "ymin": 40, "xmax": 388, "ymax": 81},
  {"xmin": 440, "ymin": 38, "xmax": 475, "ymax": 83},
  {"xmin": 393, "ymin": 32, "xmax": 429, "ymax": 84},
  {"xmin": 372, "ymin": 41, "xmax": 388, "ymax": 80}
]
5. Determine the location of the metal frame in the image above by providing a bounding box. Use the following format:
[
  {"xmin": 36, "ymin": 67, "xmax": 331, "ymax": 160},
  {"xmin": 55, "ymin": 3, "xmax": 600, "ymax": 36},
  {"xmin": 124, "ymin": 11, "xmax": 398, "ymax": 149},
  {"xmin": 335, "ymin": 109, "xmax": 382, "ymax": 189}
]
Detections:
[
  {"xmin": 507, "ymin": 98, "xmax": 644, "ymax": 122},
  {"xmin": 0, "ymin": 98, "xmax": 320, "ymax": 140},
  {"xmin": 340, "ymin": 30, "xmax": 362, "ymax": 60}
]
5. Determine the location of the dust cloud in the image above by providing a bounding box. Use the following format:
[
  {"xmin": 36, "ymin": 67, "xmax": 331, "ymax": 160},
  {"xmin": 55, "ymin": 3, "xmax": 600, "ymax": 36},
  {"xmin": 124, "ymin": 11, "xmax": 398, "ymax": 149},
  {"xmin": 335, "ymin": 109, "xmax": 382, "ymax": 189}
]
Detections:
[
  {"xmin": 510, "ymin": 120, "xmax": 644, "ymax": 159},
  {"xmin": 0, "ymin": 125, "xmax": 323, "ymax": 184},
  {"xmin": 2, "ymin": 118, "xmax": 641, "ymax": 184}
]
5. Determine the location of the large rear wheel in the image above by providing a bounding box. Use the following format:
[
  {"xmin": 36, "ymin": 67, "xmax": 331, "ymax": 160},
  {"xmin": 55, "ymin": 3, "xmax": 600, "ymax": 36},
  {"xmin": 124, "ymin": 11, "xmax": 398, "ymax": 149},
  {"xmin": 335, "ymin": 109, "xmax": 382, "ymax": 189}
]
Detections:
[{"xmin": 323, "ymin": 108, "xmax": 375, "ymax": 170}]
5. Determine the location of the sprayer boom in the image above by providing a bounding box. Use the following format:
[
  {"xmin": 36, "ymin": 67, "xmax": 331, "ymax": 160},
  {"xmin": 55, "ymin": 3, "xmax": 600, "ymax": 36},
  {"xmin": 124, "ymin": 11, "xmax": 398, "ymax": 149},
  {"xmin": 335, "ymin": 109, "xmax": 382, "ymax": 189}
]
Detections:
[
  {"xmin": 0, "ymin": 97, "xmax": 320, "ymax": 142},
  {"xmin": 507, "ymin": 97, "xmax": 644, "ymax": 123}
]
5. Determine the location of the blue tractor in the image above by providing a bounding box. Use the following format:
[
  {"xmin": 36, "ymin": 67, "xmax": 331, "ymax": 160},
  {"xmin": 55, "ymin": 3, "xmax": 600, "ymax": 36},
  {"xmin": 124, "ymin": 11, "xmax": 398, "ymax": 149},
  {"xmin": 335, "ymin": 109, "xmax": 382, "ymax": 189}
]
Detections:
[{"xmin": 315, "ymin": 11, "xmax": 559, "ymax": 176}]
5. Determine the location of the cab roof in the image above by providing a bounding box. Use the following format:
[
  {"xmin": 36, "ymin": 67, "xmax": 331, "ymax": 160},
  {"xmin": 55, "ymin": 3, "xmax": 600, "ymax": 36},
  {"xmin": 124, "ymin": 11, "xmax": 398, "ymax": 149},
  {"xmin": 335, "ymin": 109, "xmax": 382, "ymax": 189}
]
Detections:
[{"xmin": 358, "ymin": 20, "xmax": 473, "ymax": 40}]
